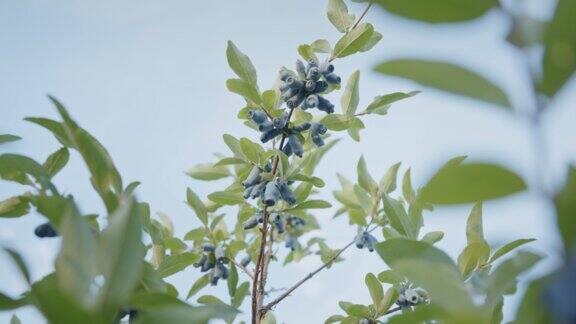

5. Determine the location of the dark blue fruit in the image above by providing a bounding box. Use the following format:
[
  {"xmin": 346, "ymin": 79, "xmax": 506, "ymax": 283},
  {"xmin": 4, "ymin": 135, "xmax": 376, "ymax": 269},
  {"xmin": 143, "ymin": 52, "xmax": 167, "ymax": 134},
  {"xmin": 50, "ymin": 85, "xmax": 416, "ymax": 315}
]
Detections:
[{"xmin": 34, "ymin": 222, "xmax": 58, "ymax": 238}]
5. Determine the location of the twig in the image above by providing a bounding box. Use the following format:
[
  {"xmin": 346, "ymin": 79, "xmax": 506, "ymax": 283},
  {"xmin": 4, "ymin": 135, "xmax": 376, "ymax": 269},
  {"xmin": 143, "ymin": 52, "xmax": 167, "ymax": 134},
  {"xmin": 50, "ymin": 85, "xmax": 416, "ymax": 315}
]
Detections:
[
  {"xmin": 384, "ymin": 306, "xmax": 402, "ymax": 315},
  {"xmin": 351, "ymin": 1, "xmax": 373, "ymax": 31},
  {"xmin": 229, "ymin": 257, "xmax": 255, "ymax": 280},
  {"xmin": 261, "ymin": 226, "xmax": 380, "ymax": 311},
  {"xmin": 252, "ymin": 107, "xmax": 296, "ymax": 324}
]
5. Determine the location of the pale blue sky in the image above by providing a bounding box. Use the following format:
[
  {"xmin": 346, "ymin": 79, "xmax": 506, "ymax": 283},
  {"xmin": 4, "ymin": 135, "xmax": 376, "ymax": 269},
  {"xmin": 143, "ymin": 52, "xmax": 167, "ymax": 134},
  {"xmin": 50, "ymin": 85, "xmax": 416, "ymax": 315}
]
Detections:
[{"xmin": 1, "ymin": 0, "xmax": 574, "ymax": 323}]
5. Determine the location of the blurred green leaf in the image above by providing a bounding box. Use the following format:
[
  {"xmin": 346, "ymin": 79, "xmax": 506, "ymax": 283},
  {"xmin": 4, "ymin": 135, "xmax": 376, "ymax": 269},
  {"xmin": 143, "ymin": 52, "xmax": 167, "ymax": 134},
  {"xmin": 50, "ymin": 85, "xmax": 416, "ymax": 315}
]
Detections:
[
  {"xmin": 378, "ymin": 287, "xmax": 399, "ymax": 316},
  {"xmin": 327, "ymin": 0, "xmax": 355, "ymax": 33},
  {"xmin": 186, "ymin": 188, "xmax": 209, "ymax": 225},
  {"xmin": 365, "ymin": 273, "xmax": 384, "ymax": 310},
  {"xmin": 3, "ymin": 248, "xmax": 31, "ymax": 284},
  {"xmin": 341, "ymin": 70, "xmax": 360, "ymax": 116},
  {"xmin": 541, "ymin": 0, "xmax": 576, "ymax": 97},
  {"xmin": 0, "ymin": 134, "xmax": 21, "ymax": 145},
  {"xmin": 321, "ymin": 114, "xmax": 352, "ymax": 131},
  {"xmin": 379, "ymin": 162, "xmax": 401, "ymax": 194},
  {"xmin": 227, "ymin": 263, "xmax": 238, "ymax": 298},
  {"xmin": 333, "ymin": 23, "xmax": 374, "ymax": 58},
  {"xmin": 311, "ymin": 39, "xmax": 332, "ymax": 53},
  {"xmin": 56, "ymin": 201, "xmax": 98, "ymax": 306},
  {"xmin": 373, "ymin": 0, "xmax": 498, "ymax": 23},
  {"xmin": 157, "ymin": 252, "xmax": 200, "ymax": 278},
  {"xmin": 382, "ymin": 194, "xmax": 415, "ymax": 238},
  {"xmin": 515, "ymin": 274, "xmax": 554, "ymax": 324},
  {"xmin": 232, "ymin": 281, "xmax": 250, "ymax": 308},
  {"xmin": 197, "ymin": 295, "xmax": 227, "ymax": 306},
  {"xmin": 137, "ymin": 304, "xmax": 238, "ymax": 324},
  {"xmin": 489, "ymin": 238, "xmax": 536, "ymax": 264},
  {"xmin": 298, "ymin": 44, "xmax": 317, "ymax": 61},
  {"xmin": 360, "ymin": 31, "xmax": 382, "ymax": 52},
  {"xmin": 24, "ymin": 117, "xmax": 73, "ymax": 147},
  {"xmin": 357, "ymin": 156, "xmax": 378, "ymax": 194},
  {"xmin": 377, "ymin": 269, "xmax": 402, "ymax": 284},
  {"xmin": 457, "ymin": 242, "xmax": 490, "ymax": 279},
  {"xmin": 10, "ymin": 314, "xmax": 22, "ymax": 324},
  {"xmin": 0, "ymin": 154, "xmax": 56, "ymax": 193},
  {"xmin": 554, "ymin": 166, "xmax": 576, "ymax": 253},
  {"xmin": 375, "ymin": 59, "xmax": 511, "ymax": 109},
  {"xmin": 43, "ymin": 147, "xmax": 69, "ymax": 178},
  {"xmin": 288, "ymin": 199, "xmax": 332, "ymax": 211},
  {"xmin": 226, "ymin": 41, "xmax": 258, "ymax": 86},
  {"xmin": 402, "ymin": 168, "xmax": 415, "ymax": 203},
  {"xmin": 97, "ymin": 199, "xmax": 145, "ymax": 314},
  {"xmin": 222, "ymin": 134, "xmax": 244, "ymax": 158},
  {"xmin": 0, "ymin": 292, "xmax": 29, "ymax": 311},
  {"xmin": 187, "ymin": 163, "xmax": 230, "ymax": 181},
  {"xmin": 186, "ymin": 274, "xmax": 210, "ymax": 300},
  {"xmin": 485, "ymin": 251, "xmax": 542, "ymax": 304},
  {"xmin": 420, "ymin": 231, "xmax": 444, "ymax": 244},
  {"xmin": 466, "ymin": 202, "xmax": 485, "ymax": 244},
  {"xmin": 506, "ymin": 15, "xmax": 548, "ymax": 48},
  {"xmin": 208, "ymin": 190, "xmax": 244, "ymax": 205},
  {"xmin": 422, "ymin": 162, "xmax": 526, "ymax": 204},
  {"xmin": 0, "ymin": 195, "xmax": 31, "ymax": 218}
]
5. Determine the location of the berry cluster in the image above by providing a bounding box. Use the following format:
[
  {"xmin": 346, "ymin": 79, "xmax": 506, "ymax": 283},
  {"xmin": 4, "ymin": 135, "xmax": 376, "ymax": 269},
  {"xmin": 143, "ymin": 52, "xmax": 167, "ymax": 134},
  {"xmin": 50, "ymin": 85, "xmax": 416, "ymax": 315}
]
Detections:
[
  {"xmin": 354, "ymin": 231, "xmax": 378, "ymax": 252},
  {"xmin": 242, "ymin": 166, "xmax": 297, "ymax": 207},
  {"xmin": 34, "ymin": 222, "xmax": 58, "ymax": 238},
  {"xmin": 280, "ymin": 58, "xmax": 340, "ymax": 113},
  {"xmin": 193, "ymin": 243, "xmax": 229, "ymax": 286},
  {"xmin": 396, "ymin": 286, "xmax": 427, "ymax": 308}
]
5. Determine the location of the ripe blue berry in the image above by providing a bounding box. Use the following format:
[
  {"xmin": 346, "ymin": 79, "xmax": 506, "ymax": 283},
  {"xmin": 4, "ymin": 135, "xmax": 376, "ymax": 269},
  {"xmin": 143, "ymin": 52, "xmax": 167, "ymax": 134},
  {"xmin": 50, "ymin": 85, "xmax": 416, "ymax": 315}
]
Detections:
[
  {"xmin": 355, "ymin": 233, "xmax": 366, "ymax": 249},
  {"xmin": 286, "ymin": 91, "xmax": 305, "ymax": 108},
  {"xmin": 307, "ymin": 66, "xmax": 320, "ymax": 81},
  {"xmin": 285, "ymin": 234, "xmax": 300, "ymax": 251},
  {"xmin": 292, "ymin": 122, "xmax": 311, "ymax": 132},
  {"xmin": 319, "ymin": 61, "xmax": 335, "ymax": 75},
  {"xmin": 305, "ymin": 94, "xmax": 319, "ymax": 108},
  {"xmin": 316, "ymin": 95, "xmax": 335, "ymax": 114},
  {"xmin": 263, "ymin": 181, "xmax": 281, "ymax": 206},
  {"xmin": 249, "ymin": 181, "xmax": 267, "ymax": 199},
  {"xmin": 202, "ymin": 243, "xmax": 216, "ymax": 252},
  {"xmin": 201, "ymin": 257, "xmax": 215, "ymax": 272},
  {"xmin": 313, "ymin": 80, "xmax": 328, "ymax": 93},
  {"xmin": 243, "ymin": 166, "xmax": 261, "ymax": 188},
  {"xmin": 277, "ymin": 180, "xmax": 296, "ymax": 205},
  {"xmin": 258, "ymin": 119, "xmax": 274, "ymax": 132},
  {"xmin": 287, "ymin": 134, "xmax": 304, "ymax": 157},
  {"xmin": 261, "ymin": 128, "xmax": 282, "ymax": 143},
  {"xmin": 34, "ymin": 222, "xmax": 58, "ymax": 238},
  {"xmin": 282, "ymin": 142, "xmax": 293, "ymax": 157},
  {"xmin": 194, "ymin": 254, "xmax": 207, "ymax": 268},
  {"xmin": 311, "ymin": 134, "xmax": 325, "ymax": 147},
  {"xmin": 248, "ymin": 110, "xmax": 268, "ymax": 124},
  {"xmin": 305, "ymin": 80, "xmax": 316, "ymax": 92},
  {"xmin": 324, "ymin": 73, "xmax": 341, "ymax": 85},
  {"xmin": 274, "ymin": 110, "xmax": 290, "ymax": 129},
  {"xmin": 272, "ymin": 213, "xmax": 285, "ymax": 234},
  {"xmin": 243, "ymin": 215, "xmax": 259, "ymax": 230},
  {"xmin": 240, "ymin": 255, "xmax": 251, "ymax": 267},
  {"xmin": 296, "ymin": 60, "xmax": 306, "ymax": 77},
  {"xmin": 310, "ymin": 122, "xmax": 327, "ymax": 135}
]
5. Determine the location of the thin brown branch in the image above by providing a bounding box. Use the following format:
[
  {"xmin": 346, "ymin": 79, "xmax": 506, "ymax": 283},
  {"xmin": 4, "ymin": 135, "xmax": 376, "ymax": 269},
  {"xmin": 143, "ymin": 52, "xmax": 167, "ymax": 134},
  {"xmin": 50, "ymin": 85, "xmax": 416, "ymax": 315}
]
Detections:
[
  {"xmin": 351, "ymin": 1, "xmax": 373, "ymax": 31},
  {"xmin": 229, "ymin": 257, "xmax": 255, "ymax": 280},
  {"xmin": 261, "ymin": 226, "xmax": 379, "ymax": 312}
]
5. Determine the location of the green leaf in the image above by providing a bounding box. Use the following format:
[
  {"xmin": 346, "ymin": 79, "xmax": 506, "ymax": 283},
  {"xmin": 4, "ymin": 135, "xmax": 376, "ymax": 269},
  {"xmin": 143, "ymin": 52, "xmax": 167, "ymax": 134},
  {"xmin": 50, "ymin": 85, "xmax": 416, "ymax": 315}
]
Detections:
[
  {"xmin": 341, "ymin": 70, "xmax": 360, "ymax": 116},
  {"xmin": 360, "ymin": 31, "xmax": 383, "ymax": 52},
  {"xmin": 187, "ymin": 163, "xmax": 230, "ymax": 181},
  {"xmin": 364, "ymin": 91, "xmax": 420, "ymax": 114},
  {"xmin": 347, "ymin": 117, "xmax": 364, "ymax": 142},
  {"xmin": 540, "ymin": 0, "xmax": 576, "ymax": 97},
  {"xmin": 420, "ymin": 231, "xmax": 444, "ymax": 244},
  {"xmin": 55, "ymin": 201, "xmax": 98, "ymax": 305},
  {"xmin": 186, "ymin": 274, "xmax": 210, "ymax": 300},
  {"xmin": 377, "ymin": 269, "xmax": 402, "ymax": 284},
  {"xmin": 515, "ymin": 274, "xmax": 554, "ymax": 324},
  {"xmin": 184, "ymin": 227, "xmax": 207, "ymax": 241},
  {"xmin": 261, "ymin": 90, "xmax": 279, "ymax": 111},
  {"xmin": 321, "ymin": 114, "xmax": 352, "ymax": 131},
  {"xmin": 208, "ymin": 190, "xmax": 244, "ymax": 206},
  {"xmin": 0, "ymin": 195, "xmax": 31, "ymax": 218},
  {"xmin": 365, "ymin": 273, "xmax": 384, "ymax": 310},
  {"xmin": 485, "ymin": 251, "xmax": 542, "ymax": 304},
  {"xmin": 327, "ymin": 0, "xmax": 355, "ymax": 33},
  {"xmin": 345, "ymin": 304, "xmax": 371, "ymax": 318},
  {"xmin": 187, "ymin": 188, "xmax": 209, "ymax": 225},
  {"xmin": 378, "ymin": 287, "xmax": 399, "ymax": 316},
  {"xmin": 555, "ymin": 166, "xmax": 576, "ymax": 253},
  {"xmin": 226, "ymin": 78, "xmax": 261, "ymax": 104},
  {"xmin": 489, "ymin": 238, "xmax": 536, "ymax": 264},
  {"xmin": 379, "ymin": 162, "xmax": 401, "ymax": 194},
  {"xmin": 223, "ymin": 134, "xmax": 244, "ymax": 158},
  {"xmin": 0, "ymin": 134, "xmax": 21, "ymax": 145},
  {"xmin": 43, "ymin": 147, "xmax": 70, "ymax": 178},
  {"xmin": 333, "ymin": 23, "xmax": 374, "ymax": 58},
  {"xmin": 97, "ymin": 199, "xmax": 145, "ymax": 314},
  {"xmin": 31, "ymin": 274, "xmax": 99, "ymax": 324},
  {"xmin": 0, "ymin": 292, "xmax": 29, "ymax": 311},
  {"xmin": 24, "ymin": 117, "xmax": 73, "ymax": 147},
  {"xmin": 0, "ymin": 154, "xmax": 56, "ymax": 193},
  {"xmin": 357, "ymin": 156, "xmax": 377, "ymax": 193},
  {"xmin": 422, "ymin": 162, "xmax": 526, "ymax": 205},
  {"xmin": 232, "ymin": 281, "xmax": 250, "ymax": 308},
  {"xmin": 298, "ymin": 44, "xmax": 317, "ymax": 61},
  {"xmin": 373, "ymin": 0, "xmax": 498, "ymax": 23},
  {"xmin": 3, "ymin": 248, "xmax": 31, "ymax": 284},
  {"xmin": 239, "ymin": 138, "xmax": 262, "ymax": 164},
  {"xmin": 457, "ymin": 241, "xmax": 490, "ymax": 279},
  {"xmin": 137, "ymin": 304, "xmax": 238, "ymax": 324},
  {"xmin": 376, "ymin": 238, "xmax": 459, "ymax": 273},
  {"xmin": 10, "ymin": 315, "xmax": 22, "ymax": 324},
  {"xmin": 226, "ymin": 41, "xmax": 257, "ymax": 86},
  {"xmin": 197, "ymin": 295, "xmax": 227, "ymax": 306},
  {"xmin": 311, "ymin": 39, "xmax": 332, "ymax": 53},
  {"xmin": 382, "ymin": 194, "xmax": 415, "ymax": 238},
  {"xmin": 375, "ymin": 59, "xmax": 511, "ymax": 109},
  {"xmin": 157, "ymin": 252, "xmax": 200, "ymax": 278},
  {"xmin": 227, "ymin": 263, "xmax": 238, "ymax": 297},
  {"xmin": 466, "ymin": 202, "xmax": 485, "ymax": 244},
  {"xmin": 402, "ymin": 168, "xmax": 415, "ymax": 203},
  {"xmin": 289, "ymin": 199, "xmax": 332, "ymax": 211}
]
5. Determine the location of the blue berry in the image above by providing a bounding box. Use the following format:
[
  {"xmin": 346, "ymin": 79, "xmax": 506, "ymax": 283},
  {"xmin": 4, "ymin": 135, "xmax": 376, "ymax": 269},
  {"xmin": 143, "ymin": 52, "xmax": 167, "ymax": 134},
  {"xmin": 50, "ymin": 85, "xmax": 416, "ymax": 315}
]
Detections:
[
  {"xmin": 272, "ymin": 213, "xmax": 285, "ymax": 234},
  {"xmin": 194, "ymin": 254, "xmax": 207, "ymax": 268},
  {"xmin": 249, "ymin": 181, "xmax": 267, "ymax": 199},
  {"xmin": 311, "ymin": 134, "xmax": 325, "ymax": 147},
  {"xmin": 258, "ymin": 119, "xmax": 274, "ymax": 132},
  {"xmin": 273, "ymin": 110, "xmax": 290, "ymax": 129},
  {"xmin": 316, "ymin": 95, "xmax": 335, "ymax": 114},
  {"xmin": 202, "ymin": 243, "xmax": 216, "ymax": 252},
  {"xmin": 201, "ymin": 257, "xmax": 215, "ymax": 272},
  {"xmin": 34, "ymin": 222, "xmax": 58, "ymax": 238},
  {"xmin": 286, "ymin": 91, "xmax": 305, "ymax": 109},
  {"xmin": 305, "ymin": 95, "xmax": 319, "ymax": 108},
  {"xmin": 296, "ymin": 60, "xmax": 306, "ymax": 77},
  {"xmin": 319, "ymin": 61, "xmax": 335, "ymax": 75},
  {"xmin": 215, "ymin": 246, "xmax": 225, "ymax": 261},
  {"xmin": 243, "ymin": 166, "xmax": 261, "ymax": 188},
  {"xmin": 240, "ymin": 255, "xmax": 251, "ymax": 267},
  {"xmin": 248, "ymin": 110, "xmax": 268, "ymax": 124},
  {"xmin": 287, "ymin": 135, "xmax": 304, "ymax": 157},
  {"xmin": 313, "ymin": 80, "xmax": 328, "ymax": 93},
  {"xmin": 243, "ymin": 216, "xmax": 259, "ymax": 230},
  {"xmin": 282, "ymin": 142, "xmax": 293, "ymax": 157},
  {"xmin": 260, "ymin": 128, "xmax": 282, "ymax": 143},
  {"xmin": 277, "ymin": 180, "xmax": 296, "ymax": 205},
  {"xmin": 355, "ymin": 233, "xmax": 366, "ymax": 249},
  {"xmin": 310, "ymin": 122, "xmax": 327, "ymax": 135},
  {"xmin": 292, "ymin": 122, "xmax": 311, "ymax": 133},
  {"xmin": 307, "ymin": 67, "xmax": 320, "ymax": 81},
  {"xmin": 285, "ymin": 234, "xmax": 300, "ymax": 251},
  {"xmin": 324, "ymin": 73, "xmax": 341, "ymax": 85},
  {"xmin": 263, "ymin": 181, "xmax": 281, "ymax": 206},
  {"xmin": 305, "ymin": 80, "xmax": 316, "ymax": 92}
]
